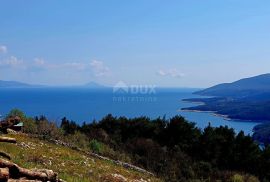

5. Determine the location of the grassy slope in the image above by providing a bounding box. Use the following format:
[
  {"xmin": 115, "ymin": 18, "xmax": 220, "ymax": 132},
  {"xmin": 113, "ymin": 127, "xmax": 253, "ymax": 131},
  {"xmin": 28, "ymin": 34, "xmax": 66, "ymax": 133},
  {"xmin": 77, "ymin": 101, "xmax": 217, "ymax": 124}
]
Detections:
[{"xmin": 0, "ymin": 133, "xmax": 162, "ymax": 182}]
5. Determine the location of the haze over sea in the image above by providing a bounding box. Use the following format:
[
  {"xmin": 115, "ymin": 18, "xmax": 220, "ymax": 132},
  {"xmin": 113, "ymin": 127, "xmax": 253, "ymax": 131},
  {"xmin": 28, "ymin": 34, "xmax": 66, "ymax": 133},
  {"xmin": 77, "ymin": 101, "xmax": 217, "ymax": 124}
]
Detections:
[{"xmin": 0, "ymin": 88, "xmax": 259, "ymax": 135}]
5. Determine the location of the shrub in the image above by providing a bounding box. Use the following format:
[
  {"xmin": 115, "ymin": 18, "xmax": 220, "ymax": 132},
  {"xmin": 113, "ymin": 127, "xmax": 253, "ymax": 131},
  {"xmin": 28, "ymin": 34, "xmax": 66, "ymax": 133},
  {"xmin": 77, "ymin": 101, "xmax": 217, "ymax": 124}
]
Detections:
[
  {"xmin": 195, "ymin": 161, "xmax": 212, "ymax": 179},
  {"xmin": 66, "ymin": 131, "xmax": 89, "ymax": 150},
  {"xmin": 89, "ymin": 139, "xmax": 103, "ymax": 154},
  {"xmin": 23, "ymin": 118, "xmax": 38, "ymax": 134},
  {"xmin": 245, "ymin": 175, "xmax": 260, "ymax": 182},
  {"xmin": 36, "ymin": 120, "xmax": 62, "ymax": 139},
  {"xmin": 6, "ymin": 108, "xmax": 26, "ymax": 121},
  {"xmin": 101, "ymin": 144, "xmax": 131, "ymax": 163},
  {"xmin": 26, "ymin": 153, "xmax": 46, "ymax": 165},
  {"xmin": 231, "ymin": 174, "xmax": 244, "ymax": 182}
]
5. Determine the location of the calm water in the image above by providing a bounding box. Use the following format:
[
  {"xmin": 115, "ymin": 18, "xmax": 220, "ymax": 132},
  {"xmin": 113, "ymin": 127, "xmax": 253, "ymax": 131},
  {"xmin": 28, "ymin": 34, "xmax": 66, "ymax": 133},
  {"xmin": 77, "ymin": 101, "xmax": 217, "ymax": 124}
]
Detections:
[{"xmin": 0, "ymin": 88, "xmax": 259, "ymax": 134}]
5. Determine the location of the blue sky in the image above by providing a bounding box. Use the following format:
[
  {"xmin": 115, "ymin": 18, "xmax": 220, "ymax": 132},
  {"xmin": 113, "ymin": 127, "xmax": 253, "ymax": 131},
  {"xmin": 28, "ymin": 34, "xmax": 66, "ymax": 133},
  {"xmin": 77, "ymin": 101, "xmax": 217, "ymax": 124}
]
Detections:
[{"xmin": 0, "ymin": 0, "xmax": 270, "ymax": 87}]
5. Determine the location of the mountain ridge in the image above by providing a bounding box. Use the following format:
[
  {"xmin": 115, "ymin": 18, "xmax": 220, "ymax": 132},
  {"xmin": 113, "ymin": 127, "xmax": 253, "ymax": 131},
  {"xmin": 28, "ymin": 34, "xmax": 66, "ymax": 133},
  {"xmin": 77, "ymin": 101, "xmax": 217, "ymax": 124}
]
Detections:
[
  {"xmin": 195, "ymin": 73, "xmax": 270, "ymax": 97},
  {"xmin": 82, "ymin": 81, "xmax": 107, "ymax": 88},
  {"xmin": 0, "ymin": 80, "xmax": 43, "ymax": 88},
  {"xmin": 0, "ymin": 80, "xmax": 108, "ymax": 88}
]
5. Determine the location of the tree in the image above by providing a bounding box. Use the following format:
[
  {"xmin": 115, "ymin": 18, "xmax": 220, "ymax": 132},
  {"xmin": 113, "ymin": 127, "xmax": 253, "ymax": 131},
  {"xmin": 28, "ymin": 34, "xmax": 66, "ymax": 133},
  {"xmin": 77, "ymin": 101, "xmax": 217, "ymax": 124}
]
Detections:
[{"xmin": 6, "ymin": 109, "xmax": 26, "ymax": 121}]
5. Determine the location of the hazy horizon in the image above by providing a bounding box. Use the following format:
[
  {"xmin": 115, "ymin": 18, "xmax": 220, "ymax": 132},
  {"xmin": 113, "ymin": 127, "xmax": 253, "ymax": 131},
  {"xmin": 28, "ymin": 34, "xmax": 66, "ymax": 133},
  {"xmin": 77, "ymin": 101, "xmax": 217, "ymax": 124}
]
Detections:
[{"xmin": 1, "ymin": 1, "xmax": 270, "ymax": 87}]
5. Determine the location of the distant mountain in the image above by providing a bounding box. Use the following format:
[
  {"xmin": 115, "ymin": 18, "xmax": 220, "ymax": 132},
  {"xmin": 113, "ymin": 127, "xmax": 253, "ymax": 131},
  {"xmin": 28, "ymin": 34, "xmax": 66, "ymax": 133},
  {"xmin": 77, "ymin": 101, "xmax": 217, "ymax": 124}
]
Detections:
[
  {"xmin": 0, "ymin": 80, "xmax": 108, "ymax": 88},
  {"xmin": 0, "ymin": 80, "xmax": 43, "ymax": 88},
  {"xmin": 195, "ymin": 73, "xmax": 270, "ymax": 97},
  {"xmin": 83, "ymin": 82, "xmax": 107, "ymax": 88}
]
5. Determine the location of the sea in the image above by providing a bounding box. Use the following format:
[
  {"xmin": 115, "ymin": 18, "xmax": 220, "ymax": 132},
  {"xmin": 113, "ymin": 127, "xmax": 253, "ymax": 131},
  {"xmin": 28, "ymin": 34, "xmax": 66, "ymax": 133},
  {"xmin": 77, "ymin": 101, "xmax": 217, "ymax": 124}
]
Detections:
[{"xmin": 0, "ymin": 87, "xmax": 259, "ymax": 135}]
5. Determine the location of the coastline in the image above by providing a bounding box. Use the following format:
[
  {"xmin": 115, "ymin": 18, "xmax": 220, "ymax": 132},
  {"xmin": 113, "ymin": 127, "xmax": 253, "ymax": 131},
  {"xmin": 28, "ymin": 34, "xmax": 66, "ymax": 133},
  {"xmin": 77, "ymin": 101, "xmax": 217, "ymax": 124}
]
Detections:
[
  {"xmin": 181, "ymin": 98, "xmax": 232, "ymax": 121},
  {"xmin": 181, "ymin": 108, "xmax": 262, "ymax": 124},
  {"xmin": 181, "ymin": 97, "xmax": 266, "ymax": 124},
  {"xmin": 181, "ymin": 97, "xmax": 263, "ymax": 124},
  {"xmin": 181, "ymin": 109, "xmax": 231, "ymax": 121},
  {"xmin": 181, "ymin": 100, "xmax": 206, "ymax": 106}
]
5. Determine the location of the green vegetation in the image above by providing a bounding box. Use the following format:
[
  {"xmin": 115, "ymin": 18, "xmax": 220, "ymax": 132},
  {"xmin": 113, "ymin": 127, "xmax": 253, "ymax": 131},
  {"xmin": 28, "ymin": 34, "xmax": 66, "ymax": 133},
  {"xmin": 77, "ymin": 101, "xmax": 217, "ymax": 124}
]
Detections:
[
  {"xmin": 253, "ymin": 123, "xmax": 270, "ymax": 145},
  {"xmin": 231, "ymin": 174, "xmax": 244, "ymax": 182},
  {"xmin": 183, "ymin": 74, "xmax": 270, "ymax": 122},
  {"xmin": 3, "ymin": 109, "xmax": 267, "ymax": 181},
  {"xmin": 6, "ymin": 108, "xmax": 26, "ymax": 120},
  {"xmin": 0, "ymin": 133, "xmax": 159, "ymax": 182},
  {"xmin": 89, "ymin": 139, "xmax": 103, "ymax": 153},
  {"xmin": 182, "ymin": 97, "xmax": 270, "ymax": 122}
]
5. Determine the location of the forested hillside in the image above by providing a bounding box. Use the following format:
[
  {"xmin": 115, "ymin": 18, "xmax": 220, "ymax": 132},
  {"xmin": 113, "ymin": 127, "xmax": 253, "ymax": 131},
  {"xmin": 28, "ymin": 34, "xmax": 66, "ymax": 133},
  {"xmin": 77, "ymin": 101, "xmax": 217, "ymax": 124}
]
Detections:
[
  {"xmin": 9, "ymin": 109, "xmax": 268, "ymax": 182},
  {"xmin": 183, "ymin": 74, "xmax": 270, "ymax": 122}
]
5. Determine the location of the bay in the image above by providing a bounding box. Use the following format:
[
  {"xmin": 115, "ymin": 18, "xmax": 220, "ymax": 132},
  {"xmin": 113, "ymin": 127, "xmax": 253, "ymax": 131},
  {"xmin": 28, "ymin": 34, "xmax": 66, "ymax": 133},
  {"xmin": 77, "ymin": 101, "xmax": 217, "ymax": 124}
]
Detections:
[{"xmin": 0, "ymin": 87, "xmax": 259, "ymax": 134}]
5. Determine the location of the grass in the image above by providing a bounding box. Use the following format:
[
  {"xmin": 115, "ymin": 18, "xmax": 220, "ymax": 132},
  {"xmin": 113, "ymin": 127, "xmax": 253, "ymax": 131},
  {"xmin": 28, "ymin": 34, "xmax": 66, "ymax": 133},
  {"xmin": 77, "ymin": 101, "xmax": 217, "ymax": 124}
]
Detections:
[{"xmin": 0, "ymin": 133, "xmax": 162, "ymax": 182}]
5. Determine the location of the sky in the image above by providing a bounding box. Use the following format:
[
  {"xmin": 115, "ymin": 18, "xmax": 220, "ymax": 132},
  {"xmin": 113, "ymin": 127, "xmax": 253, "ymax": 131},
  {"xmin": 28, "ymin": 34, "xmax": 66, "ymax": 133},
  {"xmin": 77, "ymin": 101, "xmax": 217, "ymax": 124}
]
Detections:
[{"xmin": 0, "ymin": 0, "xmax": 270, "ymax": 88}]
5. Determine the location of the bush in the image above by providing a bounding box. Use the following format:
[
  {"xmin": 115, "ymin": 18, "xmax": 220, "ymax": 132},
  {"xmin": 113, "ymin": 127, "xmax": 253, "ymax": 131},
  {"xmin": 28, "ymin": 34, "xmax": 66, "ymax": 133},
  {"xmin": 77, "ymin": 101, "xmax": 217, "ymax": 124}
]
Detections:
[
  {"xmin": 246, "ymin": 175, "xmax": 260, "ymax": 182},
  {"xmin": 23, "ymin": 118, "xmax": 38, "ymax": 134},
  {"xmin": 66, "ymin": 131, "xmax": 88, "ymax": 150},
  {"xmin": 231, "ymin": 174, "xmax": 244, "ymax": 182},
  {"xmin": 6, "ymin": 108, "xmax": 26, "ymax": 121},
  {"xmin": 26, "ymin": 153, "xmax": 46, "ymax": 165},
  {"xmin": 194, "ymin": 161, "xmax": 212, "ymax": 179},
  {"xmin": 36, "ymin": 119, "xmax": 62, "ymax": 139},
  {"xmin": 89, "ymin": 139, "xmax": 103, "ymax": 154},
  {"xmin": 101, "ymin": 144, "xmax": 131, "ymax": 163}
]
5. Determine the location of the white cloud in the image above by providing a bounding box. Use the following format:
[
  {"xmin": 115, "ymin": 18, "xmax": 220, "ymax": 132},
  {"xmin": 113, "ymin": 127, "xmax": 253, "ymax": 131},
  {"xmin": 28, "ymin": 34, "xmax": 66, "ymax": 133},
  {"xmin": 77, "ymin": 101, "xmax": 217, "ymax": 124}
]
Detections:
[
  {"xmin": 6, "ymin": 56, "xmax": 22, "ymax": 66},
  {"xmin": 157, "ymin": 70, "xmax": 167, "ymax": 76},
  {"xmin": 63, "ymin": 62, "xmax": 86, "ymax": 70},
  {"xmin": 157, "ymin": 69, "xmax": 185, "ymax": 78},
  {"xmin": 90, "ymin": 60, "xmax": 110, "ymax": 77},
  {"xmin": 26, "ymin": 58, "xmax": 48, "ymax": 72},
  {"xmin": 0, "ymin": 56, "xmax": 25, "ymax": 69},
  {"xmin": 0, "ymin": 45, "xmax": 7, "ymax": 54},
  {"xmin": 19, "ymin": 59, "xmax": 110, "ymax": 74},
  {"xmin": 34, "ymin": 58, "xmax": 45, "ymax": 66},
  {"xmin": 32, "ymin": 59, "xmax": 87, "ymax": 71},
  {"xmin": 0, "ymin": 56, "xmax": 111, "ymax": 84},
  {"xmin": 28, "ymin": 59, "xmax": 111, "ymax": 77}
]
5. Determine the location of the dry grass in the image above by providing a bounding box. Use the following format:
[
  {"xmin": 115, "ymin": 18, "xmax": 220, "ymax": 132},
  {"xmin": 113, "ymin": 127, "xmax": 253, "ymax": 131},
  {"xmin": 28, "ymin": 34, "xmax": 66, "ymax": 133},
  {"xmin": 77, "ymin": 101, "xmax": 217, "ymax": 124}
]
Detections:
[{"xmin": 0, "ymin": 133, "xmax": 162, "ymax": 182}]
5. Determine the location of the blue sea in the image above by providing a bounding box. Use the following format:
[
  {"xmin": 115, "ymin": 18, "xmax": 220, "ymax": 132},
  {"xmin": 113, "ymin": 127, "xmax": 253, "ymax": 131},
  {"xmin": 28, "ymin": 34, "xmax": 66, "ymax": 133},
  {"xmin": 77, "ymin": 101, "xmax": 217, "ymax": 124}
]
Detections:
[{"xmin": 0, "ymin": 88, "xmax": 259, "ymax": 135}]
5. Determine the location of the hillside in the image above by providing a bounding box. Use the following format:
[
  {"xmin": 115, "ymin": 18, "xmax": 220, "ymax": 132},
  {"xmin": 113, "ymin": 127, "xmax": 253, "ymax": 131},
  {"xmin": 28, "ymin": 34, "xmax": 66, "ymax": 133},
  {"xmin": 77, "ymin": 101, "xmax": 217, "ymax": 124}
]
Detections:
[
  {"xmin": 182, "ymin": 97, "xmax": 270, "ymax": 122},
  {"xmin": 182, "ymin": 74, "xmax": 270, "ymax": 122},
  {"xmin": 0, "ymin": 109, "xmax": 265, "ymax": 181},
  {"xmin": 195, "ymin": 73, "xmax": 270, "ymax": 97},
  {"xmin": 0, "ymin": 132, "xmax": 160, "ymax": 182}
]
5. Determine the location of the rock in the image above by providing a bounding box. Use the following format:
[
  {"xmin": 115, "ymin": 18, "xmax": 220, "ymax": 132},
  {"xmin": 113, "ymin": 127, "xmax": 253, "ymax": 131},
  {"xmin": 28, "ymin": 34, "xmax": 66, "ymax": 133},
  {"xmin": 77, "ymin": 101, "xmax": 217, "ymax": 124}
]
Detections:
[
  {"xmin": 88, "ymin": 169, "xmax": 93, "ymax": 176},
  {"xmin": 111, "ymin": 174, "xmax": 127, "ymax": 182},
  {"xmin": 6, "ymin": 129, "xmax": 17, "ymax": 134},
  {"xmin": 0, "ymin": 167, "xmax": 9, "ymax": 181},
  {"xmin": 101, "ymin": 173, "xmax": 127, "ymax": 182}
]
